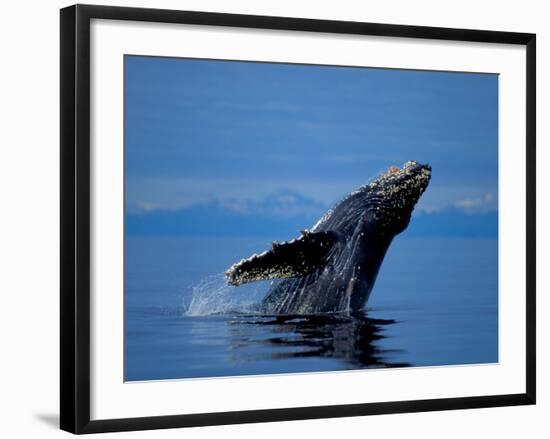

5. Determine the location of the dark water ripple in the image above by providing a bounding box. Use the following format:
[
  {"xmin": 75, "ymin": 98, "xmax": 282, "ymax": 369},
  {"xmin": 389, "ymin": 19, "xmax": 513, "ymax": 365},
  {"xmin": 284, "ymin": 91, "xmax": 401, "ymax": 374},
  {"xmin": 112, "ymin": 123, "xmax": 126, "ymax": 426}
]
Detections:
[{"xmin": 223, "ymin": 312, "xmax": 409, "ymax": 368}]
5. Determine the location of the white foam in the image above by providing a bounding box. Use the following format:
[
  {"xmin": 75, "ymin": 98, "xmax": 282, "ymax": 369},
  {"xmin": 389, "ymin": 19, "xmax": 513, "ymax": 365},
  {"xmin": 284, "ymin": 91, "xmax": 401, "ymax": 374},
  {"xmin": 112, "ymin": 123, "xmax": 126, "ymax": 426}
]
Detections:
[{"xmin": 184, "ymin": 273, "xmax": 270, "ymax": 316}]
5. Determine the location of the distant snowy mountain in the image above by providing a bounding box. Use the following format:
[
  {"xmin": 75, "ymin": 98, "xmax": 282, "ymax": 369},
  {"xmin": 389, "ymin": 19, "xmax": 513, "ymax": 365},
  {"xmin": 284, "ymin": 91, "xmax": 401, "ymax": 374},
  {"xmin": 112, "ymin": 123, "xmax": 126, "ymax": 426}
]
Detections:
[
  {"xmin": 126, "ymin": 190, "xmax": 497, "ymax": 238},
  {"xmin": 214, "ymin": 189, "xmax": 326, "ymax": 218},
  {"xmin": 127, "ymin": 190, "xmax": 326, "ymax": 238}
]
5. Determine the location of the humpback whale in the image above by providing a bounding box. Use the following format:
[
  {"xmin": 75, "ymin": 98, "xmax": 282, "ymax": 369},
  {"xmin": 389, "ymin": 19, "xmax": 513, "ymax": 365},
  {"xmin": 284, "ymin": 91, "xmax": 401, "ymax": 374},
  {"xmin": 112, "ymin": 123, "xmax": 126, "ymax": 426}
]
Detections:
[{"xmin": 225, "ymin": 161, "xmax": 431, "ymax": 315}]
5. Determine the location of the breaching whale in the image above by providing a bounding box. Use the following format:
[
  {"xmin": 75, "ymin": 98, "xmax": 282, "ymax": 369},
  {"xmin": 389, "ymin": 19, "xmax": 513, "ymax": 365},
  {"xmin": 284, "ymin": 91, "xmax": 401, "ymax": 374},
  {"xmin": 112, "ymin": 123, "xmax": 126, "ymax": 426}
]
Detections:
[{"xmin": 225, "ymin": 161, "xmax": 431, "ymax": 315}]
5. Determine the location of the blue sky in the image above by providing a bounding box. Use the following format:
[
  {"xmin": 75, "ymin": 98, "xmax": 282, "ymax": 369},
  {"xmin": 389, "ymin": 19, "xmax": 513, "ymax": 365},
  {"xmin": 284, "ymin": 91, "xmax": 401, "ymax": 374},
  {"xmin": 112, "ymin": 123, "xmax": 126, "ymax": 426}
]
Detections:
[{"xmin": 125, "ymin": 55, "xmax": 498, "ymax": 235}]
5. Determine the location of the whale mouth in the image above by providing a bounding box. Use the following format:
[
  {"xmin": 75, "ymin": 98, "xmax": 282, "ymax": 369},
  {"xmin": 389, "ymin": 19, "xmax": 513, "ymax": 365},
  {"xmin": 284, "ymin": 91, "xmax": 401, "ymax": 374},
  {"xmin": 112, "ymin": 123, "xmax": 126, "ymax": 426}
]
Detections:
[
  {"xmin": 403, "ymin": 160, "xmax": 431, "ymax": 175},
  {"xmin": 402, "ymin": 161, "xmax": 432, "ymax": 189}
]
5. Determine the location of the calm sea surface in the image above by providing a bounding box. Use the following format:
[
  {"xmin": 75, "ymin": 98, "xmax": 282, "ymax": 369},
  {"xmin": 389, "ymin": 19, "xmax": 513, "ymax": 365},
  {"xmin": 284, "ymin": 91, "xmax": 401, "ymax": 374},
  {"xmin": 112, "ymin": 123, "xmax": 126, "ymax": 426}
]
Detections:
[{"xmin": 125, "ymin": 236, "xmax": 498, "ymax": 381}]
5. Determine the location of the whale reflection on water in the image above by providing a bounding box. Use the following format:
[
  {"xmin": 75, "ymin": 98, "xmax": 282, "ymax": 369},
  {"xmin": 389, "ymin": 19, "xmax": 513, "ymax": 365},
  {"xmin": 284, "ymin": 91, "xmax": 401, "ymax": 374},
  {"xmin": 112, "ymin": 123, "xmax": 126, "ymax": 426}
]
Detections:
[{"xmin": 225, "ymin": 311, "xmax": 410, "ymax": 369}]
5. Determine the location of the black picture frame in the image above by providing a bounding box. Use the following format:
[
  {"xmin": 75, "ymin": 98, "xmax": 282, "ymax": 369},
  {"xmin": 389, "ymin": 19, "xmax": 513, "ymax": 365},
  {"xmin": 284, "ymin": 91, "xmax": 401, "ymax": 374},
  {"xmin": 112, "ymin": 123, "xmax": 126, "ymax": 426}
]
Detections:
[{"xmin": 60, "ymin": 4, "xmax": 536, "ymax": 434}]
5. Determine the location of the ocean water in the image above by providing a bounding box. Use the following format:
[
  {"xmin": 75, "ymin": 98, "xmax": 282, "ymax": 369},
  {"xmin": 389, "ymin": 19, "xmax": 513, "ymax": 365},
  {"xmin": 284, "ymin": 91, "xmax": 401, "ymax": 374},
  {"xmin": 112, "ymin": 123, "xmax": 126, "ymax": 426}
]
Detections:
[{"xmin": 124, "ymin": 236, "xmax": 498, "ymax": 381}]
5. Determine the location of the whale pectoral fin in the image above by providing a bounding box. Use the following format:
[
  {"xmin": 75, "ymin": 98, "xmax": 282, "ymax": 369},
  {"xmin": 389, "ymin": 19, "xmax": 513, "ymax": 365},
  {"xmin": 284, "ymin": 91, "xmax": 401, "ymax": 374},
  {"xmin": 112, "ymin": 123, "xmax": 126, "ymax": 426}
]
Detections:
[{"xmin": 225, "ymin": 231, "xmax": 339, "ymax": 286}]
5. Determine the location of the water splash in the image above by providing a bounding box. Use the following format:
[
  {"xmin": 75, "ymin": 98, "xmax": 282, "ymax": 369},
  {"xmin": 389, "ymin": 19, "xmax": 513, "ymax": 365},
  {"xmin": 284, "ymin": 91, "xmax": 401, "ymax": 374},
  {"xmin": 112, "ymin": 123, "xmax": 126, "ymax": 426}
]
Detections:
[{"xmin": 184, "ymin": 273, "xmax": 270, "ymax": 316}]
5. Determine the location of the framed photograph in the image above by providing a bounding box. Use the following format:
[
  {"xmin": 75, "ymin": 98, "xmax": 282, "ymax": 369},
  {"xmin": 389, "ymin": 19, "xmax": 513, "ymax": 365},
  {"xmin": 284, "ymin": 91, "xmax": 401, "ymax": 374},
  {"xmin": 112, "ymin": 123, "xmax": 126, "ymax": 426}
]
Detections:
[{"xmin": 60, "ymin": 4, "xmax": 536, "ymax": 434}]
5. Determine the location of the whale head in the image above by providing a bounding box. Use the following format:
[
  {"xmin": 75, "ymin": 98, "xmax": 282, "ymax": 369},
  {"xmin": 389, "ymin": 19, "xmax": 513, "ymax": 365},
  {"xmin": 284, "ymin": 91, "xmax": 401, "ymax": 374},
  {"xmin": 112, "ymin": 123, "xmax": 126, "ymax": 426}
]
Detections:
[{"xmin": 358, "ymin": 160, "xmax": 431, "ymax": 235}]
